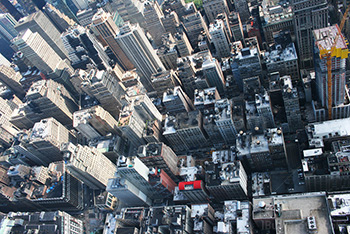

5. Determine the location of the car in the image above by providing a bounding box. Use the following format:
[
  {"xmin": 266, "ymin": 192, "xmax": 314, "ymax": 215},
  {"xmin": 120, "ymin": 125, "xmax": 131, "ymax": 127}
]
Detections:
[{"xmin": 299, "ymin": 181, "xmax": 305, "ymax": 185}]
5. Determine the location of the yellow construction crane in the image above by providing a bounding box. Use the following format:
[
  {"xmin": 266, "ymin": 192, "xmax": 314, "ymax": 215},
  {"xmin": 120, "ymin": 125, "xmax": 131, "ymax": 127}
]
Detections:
[{"xmin": 319, "ymin": 4, "xmax": 350, "ymax": 120}]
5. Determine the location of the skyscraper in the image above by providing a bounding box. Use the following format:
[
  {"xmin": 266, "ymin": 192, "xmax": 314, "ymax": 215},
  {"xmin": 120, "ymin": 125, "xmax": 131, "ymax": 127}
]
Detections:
[
  {"xmin": 127, "ymin": 93, "xmax": 163, "ymax": 122},
  {"xmin": 116, "ymin": 22, "xmax": 165, "ymax": 91},
  {"xmin": 22, "ymin": 117, "xmax": 76, "ymax": 166},
  {"xmin": 163, "ymin": 86, "xmax": 194, "ymax": 114},
  {"xmin": 0, "ymin": 0, "xmax": 23, "ymax": 21},
  {"xmin": 73, "ymin": 105, "xmax": 119, "ymax": 140},
  {"xmin": 47, "ymin": 0, "xmax": 79, "ymax": 22},
  {"xmin": 228, "ymin": 12, "xmax": 244, "ymax": 42},
  {"xmin": 16, "ymin": 0, "xmax": 40, "ymax": 15},
  {"xmin": 107, "ymin": 177, "xmax": 152, "ymax": 206},
  {"xmin": 174, "ymin": 31, "xmax": 193, "ymax": 57},
  {"xmin": 143, "ymin": 1, "xmax": 166, "ymax": 46},
  {"xmin": 313, "ymin": 25, "xmax": 349, "ymax": 120},
  {"xmin": 151, "ymin": 70, "xmax": 181, "ymax": 97},
  {"xmin": 104, "ymin": 0, "xmax": 146, "ymax": 28},
  {"xmin": 76, "ymin": 8, "xmax": 97, "ymax": 27},
  {"xmin": 205, "ymin": 161, "xmax": 248, "ymax": 201},
  {"xmin": 10, "ymin": 79, "xmax": 78, "ymax": 129},
  {"xmin": 117, "ymin": 103, "xmax": 147, "ymax": 147},
  {"xmin": 42, "ymin": 3, "xmax": 75, "ymax": 33},
  {"xmin": 0, "ymin": 51, "xmax": 10, "ymax": 66},
  {"xmin": 61, "ymin": 25, "xmax": 107, "ymax": 70},
  {"xmin": 91, "ymin": 9, "xmax": 134, "ymax": 71},
  {"xmin": 292, "ymin": 0, "xmax": 328, "ymax": 68},
  {"xmin": 161, "ymin": 10, "xmax": 180, "ymax": 35},
  {"xmin": 0, "ymin": 13, "xmax": 17, "ymax": 41},
  {"xmin": 61, "ymin": 143, "xmax": 116, "ymax": 190},
  {"xmin": 203, "ymin": 0, "xmax": 230, "ymax": 23},
  {"xmin": 137, "ymin": 142, "xmax": 179, "ymax": 181},
  {"xmin": 0, "ymin": 97, "xmax": 18, "ymax": 146},
  {"xmin": 214, "ymin": 99, "xmax": 237, "ymax": 145},
  {"xmin": 209, "ymin": 19, "xmax": 231, "ymax": 58},
  {"xmin": 70, "ymin": 0, "xmax": 88, "ymax": 11},
  {"xmin": 232, "ymin": 0, "xmax": 250, "ymax": 22},
  {"xmin": 201, "ymin": 51, "xmax": 225, "ymax": 96},
  {"xmin": 281, "ymin": 75, "xmax": 303, "ymax": 132},
  {"xmin": 15, "ymin": 11, "xmax": 68, "ymax": 60},
  {"xmin": 116, "ymin": 156, "xmax": 160, "ymax": 199},
  {"xmin": 182, "ymin": 12, "xmax": 209, "ymax": 48},
  {"xmin": 11, "ymin": 29, "xmax": 72, "ymax": 75},
  {"xmin": 0, "ymin": 64, "xmax": 25, "ymax": 98},
  {"xmin": 255, "ymin": 91, "xmax": 275, "ymax": 129},
  {"xmin": 163, "ymin": 110, "xmax": 208, "ymax": 152},
  {"xmin": 80, "ymin": 69, "xmax": 126, "ymax": 118}
]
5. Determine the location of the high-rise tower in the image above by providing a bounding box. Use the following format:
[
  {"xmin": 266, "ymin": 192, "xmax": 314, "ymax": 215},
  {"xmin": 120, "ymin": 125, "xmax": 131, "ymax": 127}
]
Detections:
[
  {"xmin": 12, "ymin": 29, "xmax": 72, "ymax": 75},
  {"xmin": 91, "ymin": 9, "xmax": 134, "ymax": 71},
  {"xmin": 313, "ymin": 25, "xmax": 350, "ymax": 120},
  {"xmin": 203, "ymin": 0, "xmax": 230, "ymax": 23},
  {"xmin": 61, "ymin": 143, "xmax": 116, "ymax": 190},
  {"xmin": 15, "ymin": 11, "xmax": 68, "ymax": 60},
  {"xmin": 143, "ymin": 1, "xmax": 166, "ymax": 46},
  {"xmin": 292, "ymin": 0, "xmax": 328, "ymax": 68},
  {"xmin": 209, "ymin": 19, "xmax": 231, "ymax": 58},
  {"xmin": 0, "ymin": 13, "xmax": 17, "ymax": 41},
  {"xmin": 116, "ymin": 22, "xmax": 165, "ymax": 91}
]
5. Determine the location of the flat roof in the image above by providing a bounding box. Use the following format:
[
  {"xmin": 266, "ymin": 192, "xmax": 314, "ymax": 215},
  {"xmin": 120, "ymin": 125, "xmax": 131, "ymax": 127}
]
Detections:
[
  {"xmin": 313, "ymin": 25, "xmax": 347, "ymax": 52},
  {"xmin": 307, "ymin": 118, "xmax": 350, "ymax": 139},
  {"xmin": 253, "ymin": 193, "xmax": 334, "ymax": 234},
  {"xmin": 303, "ymin": 148, "xmax": 323, "ymax": 157}
]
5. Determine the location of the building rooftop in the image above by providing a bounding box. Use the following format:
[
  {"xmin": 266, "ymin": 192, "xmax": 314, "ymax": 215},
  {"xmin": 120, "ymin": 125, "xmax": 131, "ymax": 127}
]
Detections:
[
  {"xmin": 253, "ymin": 192, "xmax": 334, "ymax": 234},
  {"xmin": 206, "ymin": 161, "xmax": 244, "ymax": 187},
  {"xmin": 245, "ymin": 101, "xmax": 258, "ymax": 116},
  {"xmin": 29, "ymin": 118, "xmax": 51, "ymax": 142},
  {"xmin": 212, "ymin": 149, "xmax": 234, "ymax": 163},
  {"xmin": 0, "ymin": 210, "xmax": 82, "ymax": 234},
  {"xmin": 260, "ymin": 0, "xmax": 293, "ymax": 26},
  {"xmin": 194, "ymin": 87, "xmax": 218, "ymax": 108},
  {"xmin": 303, "ymin": 148, "xmax": 323, "ymax": 158},
  {"xmin": 209, "ymin": 19, "xmax": 225, "ymax": 32},
  {"xmin": 328, "ymin": 193, "xmax": 350, "ymax": 217},
  {"xmin": 251, "ymin": 134, "xmax": 269, "ymax": 154},
  {"xmin": 4, "ymin": 161, "xmax": 66, "ymax": 203},
  {"xmin": 252, "ymin": 172, "xmax": 271, "ymax": 197},
  {"xmin": 224, "ymin": 200, "xmax": 251, "ymax": 233},
  {"xmin": 117, "ymin": 107, "xmax": 133, "ymax": 127},
  {"xmin": 215, "ymin": 99, "xmax": 232, "ymax": 122},
  {"xmin": 137, "ymin": 143, "xmax": 163, "ymax": 158},
  {"xmin": 147, "ymin": 205, "xmax": 190, "ymax": 232},
  {"xmin": 266, "ymin": 128, "xmax": 283, "ymax": 146},
  {"xmin": 306, "ymin": 118, "xmax": 350, "ymax": 147},
  {"xmin": 264, "ymin": 43, "xmax": 297, "ymax": 64},
  {"xmin": 281, "ymin": 75, "xmax": 298, "ymax": 98},
  {"xmin": 313, "ymin": 25, "xmax": 348, "ymax": 54},
  {"xmin": 163, "ymin": 86, "xmax": 184, "ymax": 103},
  {"xmin": 255, "ymin": 91, "xmax": 271, "ymax": 108},
  {"xmin": 236, "ymin": 132, "xmax": 251, "ymax": 156},
  {"xmin": 220, "ymin": 162, "xmax": 243, "ymax": 184},
  {"xmin": 235, "ymin": 47, "xmax": 259, "ymax": 60},
  {"xmin": 177, "ymin": 51, "xmax": 213, "ymax": 72},
  {"xmin": 179, "ymin": 166, "xmax": 199, "ymax": 182},
  {"xmin": 164, "ymin": 110, "xmax": 201, "ymax": 134}
]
